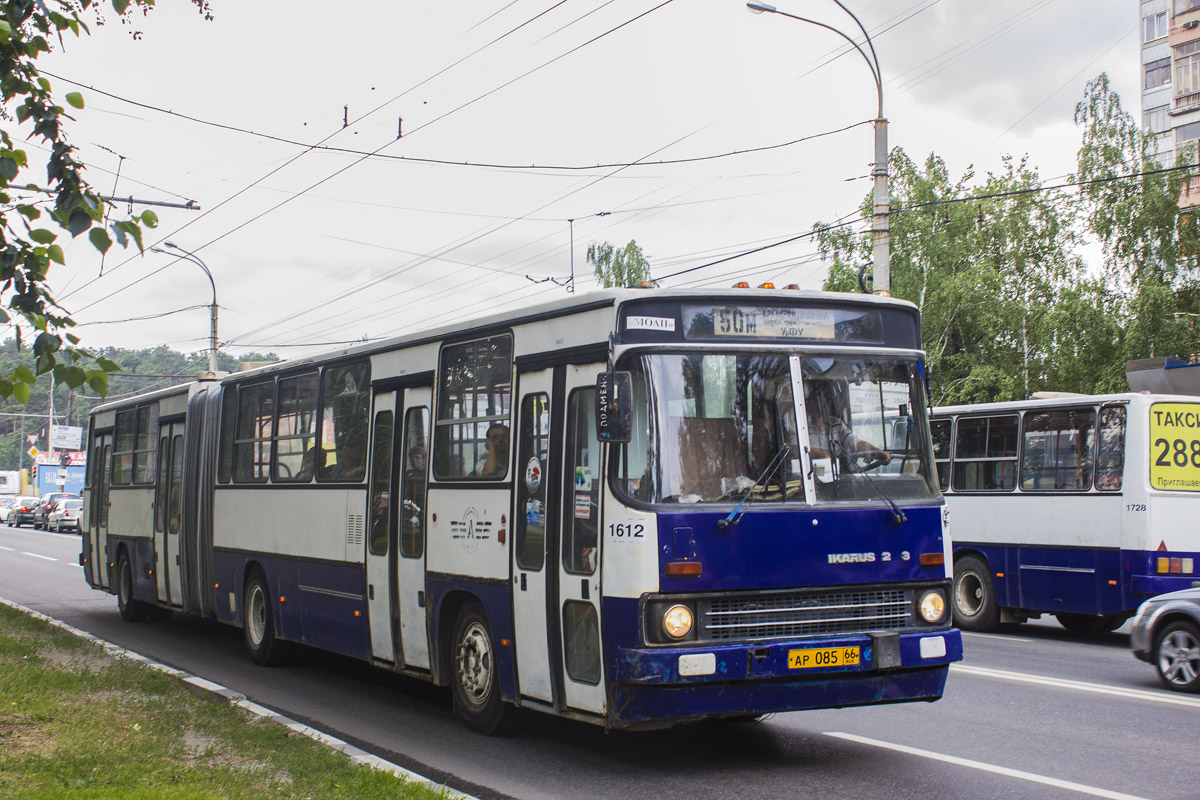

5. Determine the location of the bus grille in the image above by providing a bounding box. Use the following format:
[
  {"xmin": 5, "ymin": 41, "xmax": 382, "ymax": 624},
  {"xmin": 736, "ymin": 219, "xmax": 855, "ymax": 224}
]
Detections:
[{"xmin": 701, "ymin": 589, "xmax": 912, "ymax": 642}]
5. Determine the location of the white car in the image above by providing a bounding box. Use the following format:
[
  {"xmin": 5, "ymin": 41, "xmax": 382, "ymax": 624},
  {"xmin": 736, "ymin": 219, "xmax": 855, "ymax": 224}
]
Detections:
[{"xmin": 47, "ymin": 498, "xmax": 83, "ymax": 533}]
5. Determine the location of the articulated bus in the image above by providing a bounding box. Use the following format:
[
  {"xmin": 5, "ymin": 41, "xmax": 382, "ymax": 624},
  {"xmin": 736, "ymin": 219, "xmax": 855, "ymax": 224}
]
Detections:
[
  {"xmin": 81, "ymin": 288, "xmax": 961, "ymax": 732},
  {"xmin": 933, "ymin": 393, "xmax": 1200, "ymax": 633}
]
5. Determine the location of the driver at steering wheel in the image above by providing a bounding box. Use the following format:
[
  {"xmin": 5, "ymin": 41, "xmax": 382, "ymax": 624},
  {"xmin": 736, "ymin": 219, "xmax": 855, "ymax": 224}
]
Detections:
[{"xmin": 805, "ymin": 391, "xmax": 891, "ymax": 466}]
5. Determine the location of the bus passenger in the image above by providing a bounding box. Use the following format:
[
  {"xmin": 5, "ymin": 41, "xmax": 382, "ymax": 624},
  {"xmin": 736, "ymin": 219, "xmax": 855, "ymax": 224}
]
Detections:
[{"xmin": 476, "ymin": 423, "xmax": 509, "ymax": 477}]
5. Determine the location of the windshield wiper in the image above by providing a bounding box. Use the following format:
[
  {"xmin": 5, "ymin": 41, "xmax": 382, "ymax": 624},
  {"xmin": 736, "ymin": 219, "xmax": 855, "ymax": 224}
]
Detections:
[
  {"xmin": 827, "ymin": 436, "xmax": 907, "ymax": 525},
  {"xmin": 717, "ymin": 443, "xmax": 791, "ymax": 529}
]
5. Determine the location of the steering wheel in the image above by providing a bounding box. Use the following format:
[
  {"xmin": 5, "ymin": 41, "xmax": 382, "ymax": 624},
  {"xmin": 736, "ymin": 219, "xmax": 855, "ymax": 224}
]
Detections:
[{"xmin": 853, "ymin": 450, "xmax": 890, "ymax": 472}]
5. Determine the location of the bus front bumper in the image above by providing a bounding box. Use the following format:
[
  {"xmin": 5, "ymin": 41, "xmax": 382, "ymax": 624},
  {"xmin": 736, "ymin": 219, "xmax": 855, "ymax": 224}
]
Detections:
[{"xmin": 609, "ymin": 628, "xmax": 962, "ymax": 728}]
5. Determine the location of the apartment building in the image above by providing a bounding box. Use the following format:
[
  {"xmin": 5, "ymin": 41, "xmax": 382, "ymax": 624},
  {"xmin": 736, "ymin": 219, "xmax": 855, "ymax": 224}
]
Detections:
[{"xmin": 1141, "ymin": 0, "xmax": 1200, "ymax": 205}]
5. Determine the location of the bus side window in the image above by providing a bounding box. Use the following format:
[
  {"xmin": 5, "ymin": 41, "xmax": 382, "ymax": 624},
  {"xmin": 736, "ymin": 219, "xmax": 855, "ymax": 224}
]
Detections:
[
  {"xmin": 400, "ymin": 407, "xmax": 430, "ymax": 559},
  {"xmin": 930, "ymin": 418, "xmax": 951, "ymax": 491},
  {"xmin": 516, "ymin": 393, "xmax": 550, "ymax": 571},
  {"xmin": 369, "ymin": 410, "xmax": 394, "ymax": 557},
  {"xmin": 564, "ymin": 388, "xmax": 599, "ymax": 575},
  {"xmin": 1095, "ymin": 406, "xmax": 1126, "ymax": 491}
]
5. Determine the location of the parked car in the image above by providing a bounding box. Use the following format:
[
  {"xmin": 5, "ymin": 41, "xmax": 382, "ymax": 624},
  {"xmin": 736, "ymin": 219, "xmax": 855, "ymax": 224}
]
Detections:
[
  {"xmin": 47, "ymin": 498, "xmax": 83, "ymax": 533},
  {"xmin": 1130, "ymin": 586, "xmax": 1200, "ymax": 693},
  {"xmin": 32, "ymin": 492, "xmax": 76, "ymax": 530},
  {"xmin": 0, "ymin": 497, "xmax": 17, "ymax": 523},
  {"xmin": 8, "ymin": 495, "xmax": 43, "ymax": 527}
]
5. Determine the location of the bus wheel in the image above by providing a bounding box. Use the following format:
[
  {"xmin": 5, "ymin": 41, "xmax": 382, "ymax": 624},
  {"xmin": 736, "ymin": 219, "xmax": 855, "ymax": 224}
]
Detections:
[
  {"xmin": 1154, "ymin": 619, "xmax": 1200, "ymax": 692},
  {"xmin": 1055, "ymin": 612, "xmax": 1128, "ymax": 634},
  {"xmin": 952, "ymin": 554, "xmax": 999, "ymax": 632},
  {"xmin": 116, "ymin": 552, "xmax": 148, "ymax": 623},
  {"xmin": 243, "ymin": 569, "xmax": 292, "ymax": 667},
  {"xmin": 451, "ymin": 603, "xmax": 512, "ymax": 734}
]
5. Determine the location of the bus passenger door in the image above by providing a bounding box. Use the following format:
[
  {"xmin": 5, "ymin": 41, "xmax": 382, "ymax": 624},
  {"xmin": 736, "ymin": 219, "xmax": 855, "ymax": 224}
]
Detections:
[
  {"xmin": 557, "ymin": 364, "xmax": 605, "ymax": 715},
  {"xmin": 367, "ymin": 391, "xmax": 398, "ymax": 664},
  {"xmin": 397, "ymin": 387, "xmax": 431, "ymax": 670},
  {"xmin": 512, "ymin": 368, "xmax": 555, "ymax": 704},
  {"xmin": 89, "ymin": 435, "xmax": 112, "ymax": 589},
  {"xmin": 154, "ymin": 423, "xmax": 186, "ymax": 607}
]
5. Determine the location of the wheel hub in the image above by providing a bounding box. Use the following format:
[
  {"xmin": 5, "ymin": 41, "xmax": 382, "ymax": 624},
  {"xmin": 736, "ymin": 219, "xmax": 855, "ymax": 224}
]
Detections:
[
  {"xmin": 457, "ymin": 622, "xmax": 492, "ymax": 704},
  {"xmin": 1159, "ymin": 630, "xmax": 1200, "ymax": 686}
]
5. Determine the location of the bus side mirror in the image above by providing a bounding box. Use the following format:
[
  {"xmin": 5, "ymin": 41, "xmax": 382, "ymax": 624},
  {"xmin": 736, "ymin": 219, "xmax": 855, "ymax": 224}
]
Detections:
[{"xmin": 596, "ymin": 371, "xmax": 633, "ymax": 443}]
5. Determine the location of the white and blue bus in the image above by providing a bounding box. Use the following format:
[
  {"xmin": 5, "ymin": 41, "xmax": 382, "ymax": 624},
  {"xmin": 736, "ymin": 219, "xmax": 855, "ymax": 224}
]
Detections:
[
  {"xmin": 81, "ymin": 288, "xmax": 961, "ymax": 732},
  {"xmin": 933, "ymin": 393, "xmax": 1200, "ymax": 633}
]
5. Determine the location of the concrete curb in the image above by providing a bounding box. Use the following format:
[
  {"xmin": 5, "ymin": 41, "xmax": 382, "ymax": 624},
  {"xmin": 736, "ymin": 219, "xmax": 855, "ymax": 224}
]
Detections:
[{"xmin": 0, "ymin": 596, "xmax": 478, "ymax": 800}]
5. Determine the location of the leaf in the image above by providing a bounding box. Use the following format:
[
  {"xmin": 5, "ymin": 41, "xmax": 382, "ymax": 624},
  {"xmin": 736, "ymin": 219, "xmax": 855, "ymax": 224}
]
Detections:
[
  {"xmin": 11, "ymin": 381, "xmax": 29, "ymax": 404},
  {"xmin": 65, "ymin": 366, "xmax": 86, "ymax": 389},
  {"xmin": 14, "ymin": 365, "xmax": 34, "ymax": 384},
  {"xmin": 89, "ymin": 228, "xmax": 112, "ymax": 254},
  {"xmin": 17, "ymin": 204, "xmax": 40, "ymax": 219},
  {"xmin": 96, "ymin": 357, "xmax": 121, "ymax": 373},
  {"xmin": 68, "ymin": 209, "xmax": 92, "ymax": 237},
  {"xmin": 65, "ymin": 92, "xmax": 84, "ymax": 110},
  {"xmin": 47, "ymin": 244, "xmax": 64, "ymax": 265},
  {"xmin": 0, "ymin": 21, "xmax": 13, "ymax": 39},
  {"xmin": 87, "ymin": 372, "xmax": 108, "ymax": 396},
  {"xmin": 29, "ymin": 228, "xmax": 56, "ymax": 245},
  {"xmin": 113, "ymin": 0, "xmax": 132, "ymax": 13},
  {"xmin": 0, "ymin": 158, "xmax": 19, "ymax": 182},
  {"xmin": 142, "ymin": 209, "xmax": 158, "ymax": 227},
  {"xmin": 66, "ymin": 333, "xmax": 79, "ymax": 345}
]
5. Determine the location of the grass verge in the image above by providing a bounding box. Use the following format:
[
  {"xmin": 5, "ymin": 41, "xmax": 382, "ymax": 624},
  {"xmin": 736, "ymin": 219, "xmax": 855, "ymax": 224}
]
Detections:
[{"xmin": 0, "ymin": 603, "xmax": 449, "ymax": 799}]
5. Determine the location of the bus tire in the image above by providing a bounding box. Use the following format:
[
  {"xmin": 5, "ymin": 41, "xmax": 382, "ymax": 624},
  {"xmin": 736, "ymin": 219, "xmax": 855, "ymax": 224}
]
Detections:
[
  {"xmin": 451, "ymin": 603, "xmax": 512, "ymax": 734},
  {"xmin": 952, "ymin": 554, "xmax": 999, "ymax": 632},
  {"xmin": 116, "ymin": 551, "xmax": 148, "ymax": 623},
  {"xmin": 1154, "ymin": 619, "xmax": 1200, "ymax": 692},
  {"xmin": 243, "ymin": 568, "xmax": 292, "ymax": 667}
]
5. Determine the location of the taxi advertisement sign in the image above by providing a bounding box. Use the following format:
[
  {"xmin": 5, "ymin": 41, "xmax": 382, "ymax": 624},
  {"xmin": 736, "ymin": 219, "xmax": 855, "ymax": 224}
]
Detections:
[{"xmin": 1150, "ymin": 402, "xmax": 1200, "ymax": 491}]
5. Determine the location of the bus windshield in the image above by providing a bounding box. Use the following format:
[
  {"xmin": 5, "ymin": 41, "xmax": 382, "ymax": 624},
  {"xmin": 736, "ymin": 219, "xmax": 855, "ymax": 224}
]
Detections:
[{"xmin": 615, "ymin": 352, "xmax": 939, "ymax": 505}]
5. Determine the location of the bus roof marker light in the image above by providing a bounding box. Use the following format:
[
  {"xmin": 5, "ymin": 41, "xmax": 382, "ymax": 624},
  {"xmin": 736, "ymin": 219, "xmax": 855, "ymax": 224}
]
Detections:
[
  {"xmin": 732, "ymin": 281, "xmax": 751, "ymax": 288},
  {"xmin": 785, "ymin": 284, "xmax": 801, "ymax": 290},
  {"xmin": 758, "ymin": 282, "xmax": 775, "ymax": 289}
]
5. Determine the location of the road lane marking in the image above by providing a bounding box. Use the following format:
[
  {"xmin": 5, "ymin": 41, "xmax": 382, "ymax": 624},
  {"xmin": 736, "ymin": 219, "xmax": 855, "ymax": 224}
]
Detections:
[
  {"xmin": 825, "ymin": 732, "xmax": 1151, "ymax": 800},
  {"xmin": 21, "ymin": 551, "xmax": 58, "ymax": 562},
  {"xmin": 952, "ymin": 664, "xmax": 1200, "ymax": 708}
]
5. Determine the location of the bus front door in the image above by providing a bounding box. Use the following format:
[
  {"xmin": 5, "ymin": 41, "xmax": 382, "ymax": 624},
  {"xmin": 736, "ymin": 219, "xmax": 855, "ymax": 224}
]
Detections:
[
  {"xmin": 513, "ymin": 368, "xmax": 554, "ymax": 704},
  {"xmin": 557, "ymin": 364, "xmax": 605, "ymax": 715},
  {"xmin": 512, "ymin": 364, "xmax": 606, "ymax": 715},
  {"xmin": 397, "ymin": 387, "xmax": 431, "ymax": 670}
]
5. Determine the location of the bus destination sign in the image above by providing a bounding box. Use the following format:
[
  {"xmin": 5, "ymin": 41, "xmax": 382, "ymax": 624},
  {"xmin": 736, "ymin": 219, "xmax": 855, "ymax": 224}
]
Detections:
[{"xmin": 680, "ymin": 304, "xmax": 885, "ymax": 344}]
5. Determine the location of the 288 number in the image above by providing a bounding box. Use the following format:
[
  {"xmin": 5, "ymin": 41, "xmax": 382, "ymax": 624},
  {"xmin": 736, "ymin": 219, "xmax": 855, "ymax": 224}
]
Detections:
[{"xmin": 1154, "ymin": 437, "xmax": 1200, "ymax": 468}]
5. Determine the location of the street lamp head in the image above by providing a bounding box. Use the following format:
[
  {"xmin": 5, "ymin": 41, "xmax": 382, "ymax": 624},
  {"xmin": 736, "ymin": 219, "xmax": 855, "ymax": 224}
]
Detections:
[
  {"xmin": 746, "ymin": 1, "xmax": 776, "ymax": 13},
  {"xmin": 164, "ymin": 241, "xmax": 180, "ymax": 249}
]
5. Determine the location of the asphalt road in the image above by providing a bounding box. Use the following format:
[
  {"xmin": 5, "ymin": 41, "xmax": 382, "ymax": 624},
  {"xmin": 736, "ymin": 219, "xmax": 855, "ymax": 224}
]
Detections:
[{"xmin": 2, "ymin": 524, "xmax": 1196, "ymax": 800}]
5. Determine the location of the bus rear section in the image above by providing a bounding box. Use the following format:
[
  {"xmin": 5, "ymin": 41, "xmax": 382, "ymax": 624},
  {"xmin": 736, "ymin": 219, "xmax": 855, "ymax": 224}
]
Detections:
[{"xmin": 935, "ymin": 394, "xmax": 1200, "ymax": 633}]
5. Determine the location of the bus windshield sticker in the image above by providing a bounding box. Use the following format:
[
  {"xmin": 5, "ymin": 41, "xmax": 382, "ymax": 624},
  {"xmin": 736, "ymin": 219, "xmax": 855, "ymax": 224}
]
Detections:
[
  {"xmin": 626, "ymin": 315, "xmax": 676, "ymax": 332},
  {"xmin": 574, "ymin": 492, "xmax": 591, "ymax": 519},
  {"xmin": 525, "ymin": 456, "xmax": 542, "ymax": 494},
  {"xmin": 681, "ymin": 304, "xmax": 884, "ymax": 343},
  {"xmin": 1149, "ymin": 402, "xmax": 1200, "ymax": 491}
]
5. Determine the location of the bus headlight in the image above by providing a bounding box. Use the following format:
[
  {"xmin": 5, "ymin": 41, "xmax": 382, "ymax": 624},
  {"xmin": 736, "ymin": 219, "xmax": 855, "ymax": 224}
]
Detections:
[
  {"xmin": 662, "ymin": 604, "xmax": 694, "ymax": 640},
  {"xmin": 918, "ymin": 590, "xmax": 946, "ymax": 623}
]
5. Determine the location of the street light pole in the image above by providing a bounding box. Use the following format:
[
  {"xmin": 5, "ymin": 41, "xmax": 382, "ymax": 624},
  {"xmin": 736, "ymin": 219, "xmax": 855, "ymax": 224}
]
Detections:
[
  {"xmin": 747, "ymin": 1, "xmax": 890, "ymax": 295},
  {"xmin": 151, "ymin": 242, "xmax": 220, "ymax": 373}
]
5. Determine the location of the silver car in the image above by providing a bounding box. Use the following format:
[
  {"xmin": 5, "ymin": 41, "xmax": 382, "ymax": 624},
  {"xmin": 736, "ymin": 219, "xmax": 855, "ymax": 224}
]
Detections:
[{"xmin": 1130, "ymin": 586, "xmax": 1200, "ymax": 693}]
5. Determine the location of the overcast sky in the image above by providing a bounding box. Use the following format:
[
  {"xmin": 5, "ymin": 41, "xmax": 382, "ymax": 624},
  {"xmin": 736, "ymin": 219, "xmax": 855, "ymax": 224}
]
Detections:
[{"xmin": 33, "ymin": 0, "xmax": 1137, "ymax": 361}]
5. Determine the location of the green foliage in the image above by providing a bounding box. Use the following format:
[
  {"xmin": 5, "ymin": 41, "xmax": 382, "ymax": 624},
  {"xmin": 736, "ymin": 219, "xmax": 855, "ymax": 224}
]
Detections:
[
  {"xmin": 588, "ymin": 239, "xmax": 653, "ymax": 288},
  {"xmin": 818, "ymin": 73, "xmax": 1200, "ymax": 405},
  {"xmin": 0, "ymin": 0, "xmax": 210, "ymax": 404}
]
